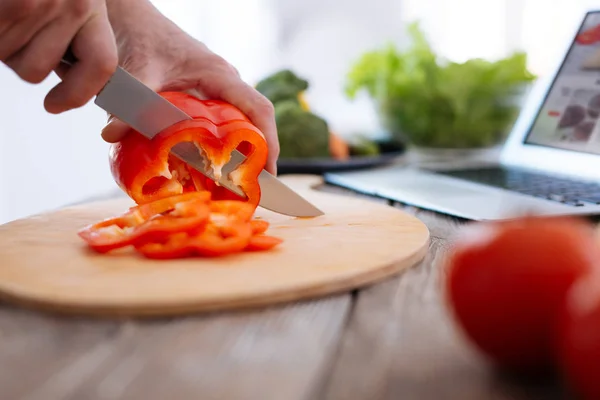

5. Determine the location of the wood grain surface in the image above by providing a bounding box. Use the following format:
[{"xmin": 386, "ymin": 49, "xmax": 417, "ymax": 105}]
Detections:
[
  {"xmin": 0, "ymin": 178, "xmax": 570, "ymax": 400},
  {"xmin": 0, "ymin": 175, "xmax": 428, "ymax": 317}
]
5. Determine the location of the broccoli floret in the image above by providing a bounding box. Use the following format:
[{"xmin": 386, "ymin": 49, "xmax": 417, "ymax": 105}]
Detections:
[
  {"xmin": 256, "ymin": 69, "xmax": 309, "ymax": 106},
  {"xmin": 275, "ymin": 101, "xmax": 330, "ymax": 158}
]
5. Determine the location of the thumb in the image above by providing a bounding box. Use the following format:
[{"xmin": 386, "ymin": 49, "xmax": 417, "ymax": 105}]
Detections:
[
  {"xmin": 54, "ymin": 63, "xmax": 132, "ymax": 143},
  {"xmin": 101, "ymin": 117, "xmax": 131, "ymax": 143}
]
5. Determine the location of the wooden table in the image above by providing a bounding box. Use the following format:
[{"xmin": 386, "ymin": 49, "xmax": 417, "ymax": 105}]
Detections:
[{"xmin": 0, "ymin": 158, "xmax": 569, "ymax": 400}]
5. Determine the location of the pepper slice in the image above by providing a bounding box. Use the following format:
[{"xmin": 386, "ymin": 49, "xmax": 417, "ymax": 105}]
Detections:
[
  {"xmin": 78, "ymin": 192, "xmax": 211, "ymax": 253},
  {"xmin": 136, "ymin": 221, "xmax": 254, "ymax": 259},
  {"xmin": 209, "ymin": 200, "xmax": 256, "ymax": 223},
  {"xmin": 245, "ymin": 235, "xmax": 284, "ymax": 252},
  {"xmin": 249, "ymin": 219, "xmax": 269, "ymax": 235},
  {"xmin": 79, "ymin": 92, "xmax": 283, "ymax": 259},
  {"xmin": 245, "ymin": 219, "xmax": 283, "ymax": 251},
  {"xmin": 109, "ymin": 92, "xmax": 268, "ymax": 211},
  {"xmin": 135, "ymin": 199, "xmax": 262, "ymax": 258}
]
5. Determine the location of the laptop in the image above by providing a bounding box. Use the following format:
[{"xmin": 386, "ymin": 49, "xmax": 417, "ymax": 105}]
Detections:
[{"xmin": 324, "ymin": 10, "xmax": 600, "ymax": 221}]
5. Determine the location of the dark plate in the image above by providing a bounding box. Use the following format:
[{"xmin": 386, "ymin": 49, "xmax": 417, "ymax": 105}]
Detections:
[{"xmin": 276, "ymin": 139, "xmax": 406, "ymax": 175}]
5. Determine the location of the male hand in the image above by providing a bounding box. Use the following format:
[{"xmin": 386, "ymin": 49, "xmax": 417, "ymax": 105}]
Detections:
[
  {"xmin": 0, "ymin": 0, "xmax": 118, "ymax": 114},
  {"xmin": 102, "ymin": 1, "xmax": 280, "ymax": 175}
]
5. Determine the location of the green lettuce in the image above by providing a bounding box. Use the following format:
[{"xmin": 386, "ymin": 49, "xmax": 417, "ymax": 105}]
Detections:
[{"xmin": 345, "ymin": 22, "xmax": 537, "ymax": 148}]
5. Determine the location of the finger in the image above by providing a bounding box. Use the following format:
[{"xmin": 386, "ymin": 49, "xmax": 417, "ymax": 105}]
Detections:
[
  {"xmin": 201, "ymin": 73, "xmax": 280, "ymax": 175},
  {"xmin": 54, "ymin": 62, "xmax": 70, "ymax": 81},
  {"xmin": 0, "ymin": 2, "xmax": 29, "ymax": 37},
  {"xmin": 0, "ymin": 2, "xmax": 55, "ymax": 63},
  {"xmin": 44, "ymin": 11, "xmax": 118, "ymax": 114},
  {"xmin": 4, "ymin": 16, "xmax": 78, "ymax": 84},
  {"xmin": 101, "ymin": 117, "xmax": 131, "ymax": 143}
]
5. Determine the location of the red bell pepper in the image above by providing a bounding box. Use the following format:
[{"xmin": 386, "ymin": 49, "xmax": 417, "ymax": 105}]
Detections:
[
  {"xmin": 78, "ymin": 192, "xmax": 211, "ymax": 253},
  {"xmin": 250, "ymin": 219, "xmax": 269, "ymax": 235},
  {"xmin": 245, "ymin": 219, "xmax": 283, "ymax": 251},
  {"xmin": 245, "ymin": 235, "xmax": 284, "ymax": 251},
  {"xmin": 136, "ymin": 221, "xmax": 254, "ymax": 259},
  {"xmin": 109, "ymin": 92, "xmax": 268, "ymax": 210},
  {"xmin": 209, "ymin": 200, "xmax": 256, "ymax": 222},
  {"xmin": 134, "ymin": 198, "xmax": 268, "ymax": 258},
  {"xmin": 78, "ymin": 92, "xmax": 283, "ymax": 259}
]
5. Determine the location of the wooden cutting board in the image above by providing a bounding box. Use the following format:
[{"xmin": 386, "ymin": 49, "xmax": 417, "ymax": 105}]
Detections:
[{"xmin": 0, "ymin": 175, "xmax": 429, "ymax": 318}]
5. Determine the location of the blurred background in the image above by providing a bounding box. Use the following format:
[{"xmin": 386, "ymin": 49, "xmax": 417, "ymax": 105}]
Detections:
[{"xmin": 0, "ymin": 0, "xmax": 597, "ymax": 224}]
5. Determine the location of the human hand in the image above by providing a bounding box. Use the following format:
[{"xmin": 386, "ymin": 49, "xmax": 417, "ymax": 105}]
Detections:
[
  {"xmin": 1, "ymin": 0, "xmax": 118, "ymax": 114},
  {"xmin": 101, "ymin": 1, "xmax": 280, "ymax": 175}
]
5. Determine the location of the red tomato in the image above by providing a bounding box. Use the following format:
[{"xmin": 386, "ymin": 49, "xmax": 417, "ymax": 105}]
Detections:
[
  {"xmin": 557, "ymin": 273, "xmax": 600, "ymax": 399},
  {"xmin": 444, "ymin": 216, "xmax": 599, "ymax": 372}
]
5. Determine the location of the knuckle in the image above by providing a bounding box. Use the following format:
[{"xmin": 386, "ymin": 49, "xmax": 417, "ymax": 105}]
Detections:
[
  {"xmin": 211, "ymin": 55, "xmax": 237, "ymax": 75},
  {"xmin": 255, "ymin": 96, "xmax": 275, "ymax": 115},
  {"xmin": 95, "ymin": 52, "xmax": 118, "ymax": 77},
  {"xmin": 69, "ymin": 0, "xmax": 94, "ymax": 18},
  {"xmin": 13, "ymin": 0, "xmax": 38, "ymax": 17},
  {"xmin": 228, "ymin": 64, "xmax": 240, "ymax": 77},
  {"xmin": 272, "ymin": 137, "xmax": 281, "ymax": 151},
  {"xmin": 18, "ymin": 65, "xmax": 50, "ymax": 84},
  {"xmin": 82, "ymin": 43, "xmax": 118, "ymax": 80},
  {"xmin": 271, "ymin": 143, "xmax": 280, "ymax": 157},
  {"xmin": 44, "ymin": 0, "xmax": 61, "ymax": 11}
]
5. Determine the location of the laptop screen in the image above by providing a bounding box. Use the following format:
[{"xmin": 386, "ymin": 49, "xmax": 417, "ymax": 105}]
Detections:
[{"xmin": 525, "ymin": 11, "xmax": 600, "ymax": 154}]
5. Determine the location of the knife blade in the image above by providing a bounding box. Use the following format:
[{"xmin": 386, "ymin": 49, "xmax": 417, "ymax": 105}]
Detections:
[{"xmin": 61, "ymin": 55, "xmax": 323, "ymax": 217}]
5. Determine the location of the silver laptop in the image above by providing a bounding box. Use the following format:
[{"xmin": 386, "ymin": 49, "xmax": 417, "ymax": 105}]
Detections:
[{"xmin": 324, "ymin": 10, "xmax": 600, "ymax": 221}]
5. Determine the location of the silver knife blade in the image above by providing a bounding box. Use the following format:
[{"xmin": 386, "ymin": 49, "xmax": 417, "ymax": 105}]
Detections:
[{"xmin": 93, "ymin": 67, "xmax": 324, "ymax": 217}]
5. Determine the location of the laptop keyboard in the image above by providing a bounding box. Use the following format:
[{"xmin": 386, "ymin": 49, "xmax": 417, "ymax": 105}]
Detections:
[{"xmin": 434, "ymin": 166, "xmax": 600, "ymax": 207}]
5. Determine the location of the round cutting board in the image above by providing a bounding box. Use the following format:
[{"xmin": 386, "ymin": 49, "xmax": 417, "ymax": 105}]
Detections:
[{"xmin": 0, "ymin": 175, "xmax": 429, "ymax": 318}]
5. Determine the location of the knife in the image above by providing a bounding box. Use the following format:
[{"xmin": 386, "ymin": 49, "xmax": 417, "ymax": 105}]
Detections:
[{"xmin": 60, "ymin": 54, "xmax": 324, "ymax": 217}]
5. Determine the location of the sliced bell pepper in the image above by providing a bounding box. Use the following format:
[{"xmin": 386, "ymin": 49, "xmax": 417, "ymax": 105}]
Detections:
[
  {"xmin": 245, "ymin": 235, "xmax": 284, "ymax": 251},
  {"xmin": 135, "ymin": 191, "xmax": 211, "ymax": 218},
  {"xmin": 79, "ymin": 92, "xmax": 283, "ymax": 259},
  {"xmin": 245, "ymin": 219, "xmax": 283, "ymax": 251},
  {"xmin": 109, "ymin": 92, "xmax": 268, "ymax": 211},
  {"xmin": 78, "ymin": 192, "xmax": 211, "ymax": 253},
  {"xmin": 135, "ymin": 199, "xmax": 263, "ymax": 258},
  {"xmin": 209, "ymin": 200, "xmax": 256, "ymax": 223},
  {"xmin": 136, "ymin": 220, "xmax": 254, "ymax": 259},
  {"xmin": 249, "ymin": 219, "xmax": 270, "ymax": 235}
]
